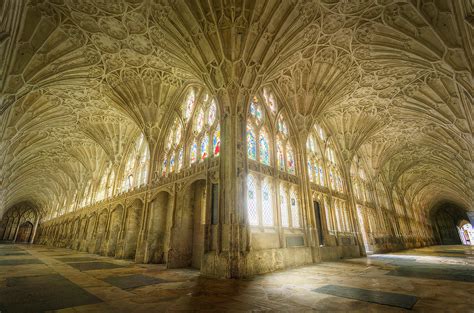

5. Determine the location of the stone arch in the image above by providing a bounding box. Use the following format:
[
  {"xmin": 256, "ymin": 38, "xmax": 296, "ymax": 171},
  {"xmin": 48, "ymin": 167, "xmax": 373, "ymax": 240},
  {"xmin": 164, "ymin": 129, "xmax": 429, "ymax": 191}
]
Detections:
[
  {"xmin": 146, "ymin": 190, "xmax": 173, "ymax": 264},
  {"xmin": 16, "ymin": 221, "xmax": 34, "ymax": 243},
  {"xmin": 93, "ymin": 209, "xmax": 109, "ymax": 254},
  {"xmin": 106, "ymin": 204, "xmax": 124, "ymax": 257},
  {"xmin": 122, "ymin": 198, "xmax": 144, "ymax": 260},
  {"xmin": 168, "ymin": 178, "xmax": 207, "ymax": 269},
  {"xmin": 85, "ymin": 213, "xmax": 98, "ymax": 253}
]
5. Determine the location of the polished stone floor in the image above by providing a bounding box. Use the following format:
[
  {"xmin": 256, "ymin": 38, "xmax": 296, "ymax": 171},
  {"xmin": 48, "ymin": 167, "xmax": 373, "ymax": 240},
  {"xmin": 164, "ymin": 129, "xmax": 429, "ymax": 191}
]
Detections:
[{"xmin": 0, "ymin": 244, "xmax": 473, "ymax": 312}]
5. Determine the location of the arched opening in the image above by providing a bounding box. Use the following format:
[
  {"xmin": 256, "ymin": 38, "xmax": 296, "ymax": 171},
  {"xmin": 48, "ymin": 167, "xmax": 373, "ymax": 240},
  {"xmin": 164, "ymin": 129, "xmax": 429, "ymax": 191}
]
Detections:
[
  {"xmin": 457, "ymin": 220, "xmax": 474, "ymax": 245},
  {"xmin": 85, "ymin": 214, "xmax": 97, "ymax": 253},
  {"xmin": 94, "ymin": 211, "xmax": 108, "ymax": 254},
  {"xmin": 431, "ymin": 203, "xmax": 468, "ymax": 245},
  {"xmin": 107, "ymin": 205, "xmax": 123, "ymax": 257},
  {"xmin": 123, "ymin": 199, "xmax": 144, "ymax": 259},
  {"xmin": 168, "ymin": 179, "xmax": 207, "ymax": 269},
  {"xmin": 147, "ymin": 191, "xmax": 173, "ymax": 264},
  {"xmin": 16, "ymin": 222, "xmax": 33, "ymax": 243}
]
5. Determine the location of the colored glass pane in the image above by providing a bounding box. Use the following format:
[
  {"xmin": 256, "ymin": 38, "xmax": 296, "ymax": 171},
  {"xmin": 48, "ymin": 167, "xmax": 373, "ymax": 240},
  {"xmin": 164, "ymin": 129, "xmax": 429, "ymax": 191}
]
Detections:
[
  {"xmin": 307, "ymin": 161, "xmax": 313, "ymax": 182},
  {"xmin": 161, "ymin": 158, "xmax": 167, "ymax": 176},
  {"xmin": 319, "ymin": 167, "xmax": 324, "ymax": 186},
  {"xmin": 247, "ymin": 125, "xmax": 257, "ymax": 160},
  {"xmin": 255, "ymin": 104, "xmax": 263, "ymax": 123},
  {"xmin": 196, "ymin": 108, "xmax": 204, "ymax": 133},
  {"xmin": 213, "ymin": 126, "xmax": 220, "ymax": 156},
  {"xmin": 184, "ymin": 90, "xmax": 195, "ymax": 121},
  {"xmin": 277, "ymin": 142, "xmax": 285, "ymax": 171},
  {"xmin": 208, "ymin": 100, "xmax": 216, "ymax": 125},
  {"xmin": 201, "ymin": 134, "xmax": 209, "ymax": 160},
  {"xmin": 175, "ymin": 123, "xmax": 182, "ymax": 145},
  {"xmin": 169, "ymin": 153, "xmax": 175, "ymax": 172},
  {"xmin": 177, "ymin": 148, "xmax": 183, "ymax": 170},
  {"xmin": 259, "ymin": 131, "xmax": 270, "ymax": 165},
  {"xmin": 190, "ymin": 141, "xmax": 197, "ymax": 164},
  {"xmin": 286, "ymin": 145, "xmax": 295, "ymax": 174},
  {"xmin": 263, "ymin": 89, "xmax": 277, "ymax": 114}
]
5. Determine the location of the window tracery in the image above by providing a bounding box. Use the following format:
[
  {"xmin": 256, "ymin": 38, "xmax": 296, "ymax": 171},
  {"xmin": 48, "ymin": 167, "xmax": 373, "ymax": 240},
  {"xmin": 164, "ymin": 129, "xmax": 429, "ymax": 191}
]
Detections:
[
  {"xmin": 161, "ymin": 88, "xmax": 220, "ymax": 176},
  {"xmin": 245, "ymin": 88, "xmax": 301, "ymax": 229},
  {"xmin": 121, "ymin": 133, "xmax": 150, "ymax": 192}
]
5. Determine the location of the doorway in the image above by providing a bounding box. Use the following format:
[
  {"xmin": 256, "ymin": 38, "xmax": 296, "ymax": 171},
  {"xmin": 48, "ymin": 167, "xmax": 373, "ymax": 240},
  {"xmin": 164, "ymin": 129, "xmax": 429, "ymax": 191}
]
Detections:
[
  {"xmin": 168, "ymin": 179, "xmax": 206, "ymax": 269},
  {"xmin": 123, "ymin": 200, "xmax": 143, "ymax": 259},
  {"xmin": 16, "ymin": 222, "xmax": 33, "ymax": 243},
  {"xmin": 107, "ymin": 206, "xmax": 123, "ymax": 257},
  {"xmin": 313, "ymin": 201, "xmax": 325, "ymax": 246},
  {"xmin": 148, "ymin": 191, "xmax": 172, "ymax": 264}
]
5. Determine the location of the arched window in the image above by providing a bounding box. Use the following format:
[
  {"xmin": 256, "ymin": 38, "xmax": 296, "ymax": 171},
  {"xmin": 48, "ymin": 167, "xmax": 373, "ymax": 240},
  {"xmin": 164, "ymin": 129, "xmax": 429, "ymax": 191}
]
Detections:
[
  {"xmin": 306, "ymin": 132, "xmax": 325, "ymax": 187},
  {"xmin": 245, "ymin": 88, "xmax": 300, "ymax": 229},
  {"xmin": 290, "ymin": 187, "xmax": 300, "ymax": 228},
  {"xmin": 247, "ymin": 96, "xmax": 272, "ymax": 166},
  {"xmin": 247, "ymin": 125, "xmax": 257, "ymax": 160},
  {"xmin": 259, "ymin": 129, "xmax": 270, "ymax": 165},
  {"xmin": 280, "ymin": 183, "xmax": 301, "ymax": 228},
  {"xmin": 261, "ymin": 178, "xmax": 274, "ymax": 226},
  {"xmin": 161, "ymin": 88, "xmax": 220, "ymax": 177},
  {"xmin": 351, "ymin": 157, "xmax": 371, "ymax": 203},
  {"xmin": 280, "ymin": 184, "xmax": 289, "ymax": 227},
  {"xmin": 95, "ymin": 164, "xmax": 111, "ymax": 202},
  {"xmin": 247, "ymin": 174, "xmax": 258, "ymax": 226},
  {"xmin": 121, "ymin": 133, "xmax": 150, "ymax": 192}
]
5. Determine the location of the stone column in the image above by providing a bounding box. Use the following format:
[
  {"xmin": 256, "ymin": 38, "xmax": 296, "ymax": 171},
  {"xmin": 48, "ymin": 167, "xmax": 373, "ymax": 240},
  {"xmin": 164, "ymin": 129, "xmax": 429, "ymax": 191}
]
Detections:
[
  {"xmin": 30, "ymin": 216, "xmax": 40, "ymax": 244},
  {"xmin": 198, "ymin": 88, "xmax": 249, "ymax": 278}
]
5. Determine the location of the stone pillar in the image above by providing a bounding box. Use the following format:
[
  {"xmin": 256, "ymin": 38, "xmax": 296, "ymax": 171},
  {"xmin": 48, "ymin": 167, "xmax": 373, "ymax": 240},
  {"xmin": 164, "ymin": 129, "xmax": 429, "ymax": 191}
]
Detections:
[
  {"xmin": 12, "ymin": 219, "xmax": 21, "ymax": 243},
  {"xmin": 30, "ymin": 216, "xmax": 40, "ymax": 244},
  {"xmin": 198, "ymin": 89, "xmax": 249, "ymax": 278}
]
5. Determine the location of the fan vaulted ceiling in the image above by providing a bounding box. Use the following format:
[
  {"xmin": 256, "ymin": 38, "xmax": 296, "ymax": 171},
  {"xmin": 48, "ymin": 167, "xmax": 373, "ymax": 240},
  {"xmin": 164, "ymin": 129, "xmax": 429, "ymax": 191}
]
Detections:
[{"xmin": 0, "ymin": 0, "xmax": 472, "ymax": 218}]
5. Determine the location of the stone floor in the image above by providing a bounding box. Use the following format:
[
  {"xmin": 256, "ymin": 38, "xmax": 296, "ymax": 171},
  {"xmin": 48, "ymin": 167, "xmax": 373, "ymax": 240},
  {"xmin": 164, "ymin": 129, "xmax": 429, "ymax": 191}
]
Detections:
[{"xmin": 0, "ymin": 244, "xmax": 473, "ymax": 312}]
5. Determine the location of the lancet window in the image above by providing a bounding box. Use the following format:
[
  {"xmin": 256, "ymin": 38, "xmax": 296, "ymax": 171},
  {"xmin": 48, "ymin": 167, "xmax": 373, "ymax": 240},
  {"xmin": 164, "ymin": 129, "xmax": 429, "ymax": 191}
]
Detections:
[
  {"xmin": 121, "ymin": 133, "xmax": 150, "ymax": 192},
  {"xmin": 161, "ymin": 88, "xmax": 220, "ymax": 176},
  {"xmin": 245, "ymin": 88, "xmax": 301, "ymax": 228}
]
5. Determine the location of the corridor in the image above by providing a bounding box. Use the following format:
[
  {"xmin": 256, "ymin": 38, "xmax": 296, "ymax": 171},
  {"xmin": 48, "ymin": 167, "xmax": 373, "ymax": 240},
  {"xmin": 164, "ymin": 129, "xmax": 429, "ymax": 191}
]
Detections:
[{"xmin": 0, "ymin": 244, "xmax": 473, "ymax": 312}]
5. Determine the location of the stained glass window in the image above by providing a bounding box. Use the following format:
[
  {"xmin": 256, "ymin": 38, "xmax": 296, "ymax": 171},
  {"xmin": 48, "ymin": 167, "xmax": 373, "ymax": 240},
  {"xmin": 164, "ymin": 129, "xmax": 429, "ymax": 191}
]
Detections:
[
  {"xmin": 290, "ymin": 188, "xmax": 300, "ymax": 228},
  {"xmin": 166, "ymin": 134, "xmax": 172, "ymax": 151},
  {"xmin": 169, "ymin": 153, "xmax": 175, "ymax": 172},
  {"xmin": 247, "ymin": 175, "xmax": 258, "ymax": 226},
  {"xmin": 184, "ymin": 89, "xmax": 195, "ymax": 122},
  {"xmin": 161, "ymin": 158, "xmax": 167, "ymax": 176},
  {"xmin": 286, "ymin": 145, "xmax": 295, "ymax": 175},
  {"xmin": 208, "ymin": 100, "xmax": 216, "ymax": 125},
  {"xmin": 263, "ymin": 89, "xmax": 277, "ymax": 114},
  {"xmin": 262, "ymin": 179, "xmax": 273, "ymax": 226},
  {"xmin": 175, "ymin": 122, "xmax": 182, "ymax": 145},
  {"xmin": 247, "ymin": 125, "xmax": 257, "ymax": 160},
  {"xmin": 200, "ymin": 134, "xmax": 209, "ymax": 161},
  {"xmin": 190, "ymin": 140, "xmax": 197, "ymax": 164},
  {"xmin": 249, "ymin": 101, "xmax": 256, "ymax": 118},
  {"xmin": 307, "ymin": 161, "xmax": 313, "ymax": 182},
  {"xmin": 277, "ymin": 142, "xmax": 285, "ymax": 171},
  {"xmin": 213, "ymin": 125, "xmax": 220, "ymax": 156},
  {"xmin": 196, "ymin": 108, "xmax": 204, "ymax": 133},
  {"xmin": 278, "ymin": 117, "xmax": 288, "ymax": 136},
  {"xmin": 259, "ymin": 130, "xmax": 270, "ymax": 165},
  {"xmin": 177, "ymin": 148, "xmax": 183, "ymax": 170},
  {"xmin": 280, "ymin": 184, "xmax": 289, "ymax": 227}
]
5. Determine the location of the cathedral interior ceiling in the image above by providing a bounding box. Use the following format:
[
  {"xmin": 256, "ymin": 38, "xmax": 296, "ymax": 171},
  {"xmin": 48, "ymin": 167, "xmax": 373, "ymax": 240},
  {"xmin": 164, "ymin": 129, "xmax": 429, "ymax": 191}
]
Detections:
[{"xmin": 0, "ymin": 0, "xmax": 472, "ymax": 217}]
